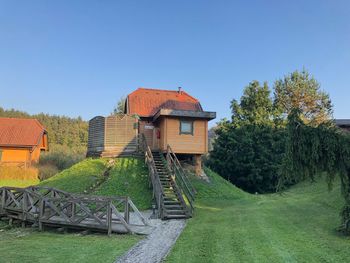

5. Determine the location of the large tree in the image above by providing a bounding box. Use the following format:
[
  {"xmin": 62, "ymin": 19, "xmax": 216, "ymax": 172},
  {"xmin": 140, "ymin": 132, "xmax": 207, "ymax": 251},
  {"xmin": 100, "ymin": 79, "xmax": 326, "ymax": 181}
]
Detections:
[
  {"xmin": 231, "ymin": 81, "xmax": 274, "ymax": 127},
  {"xmin": 273, "ymin": 70, "xmax": 332, "ymax": 125}
]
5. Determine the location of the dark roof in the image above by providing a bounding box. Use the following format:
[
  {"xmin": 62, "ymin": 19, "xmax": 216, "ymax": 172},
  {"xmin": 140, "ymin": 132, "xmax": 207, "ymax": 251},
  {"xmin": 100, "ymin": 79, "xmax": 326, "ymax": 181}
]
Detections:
[
  {"xmin": 335, "ymin": 119, "xmax": 350, "ymax": 126},
  {"xmin": 0, "ymin": 117, "xmax": 47, "ymax": 148},
  {"xmin": 126, "ymin": 88, "xmax": 203, "ymax": 117}
]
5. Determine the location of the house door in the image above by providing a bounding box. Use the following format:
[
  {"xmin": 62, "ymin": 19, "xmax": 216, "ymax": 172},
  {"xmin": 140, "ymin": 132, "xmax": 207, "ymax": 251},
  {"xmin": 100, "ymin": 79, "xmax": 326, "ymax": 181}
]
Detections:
[{"xmin": 152, "ymin": 128, "xmax": 160, "ymax": 150}]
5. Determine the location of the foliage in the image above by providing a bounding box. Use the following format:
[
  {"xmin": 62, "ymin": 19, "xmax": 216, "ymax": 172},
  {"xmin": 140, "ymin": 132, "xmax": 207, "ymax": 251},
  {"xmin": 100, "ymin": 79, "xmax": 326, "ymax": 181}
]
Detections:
[
  {"xmin": 94, "ymin": 158, "xmax": 152, "ymax": 210},
  {"xmin": 39, "ymin": 159, "xmax": 107, "ymax": 193},
  {"xmin": 231, "ymin": 81, "xmax": 275, "ymax": 127},
  {"xmin": 39, "ymin": 144, "xmax": 86, "ymax": 171},
  {"xmin": 209, "ymin": 69, "xmax": 333, "ymax": 193},
  {"xmin": 0, "ymin": 107, "xmax": 88, "ymax": 148},
  {"xmin": 274, "ymin": 70, "xmax": 333, "ymax": 126},
  {"xmin": 167, "ymin": 169, "xmax": 348, "ymax": 263},
  {"xmin": 280, "ymin": 108, "xmax": 350, "ymax": 232},
  {"xmin": 37, "ymin": 164, "xmax": 59, "ymax": 181},
  {"xmin": 209, "ymin": 124, "xmax": 286, "ymax": 193},
  {"xmin": 112, "ymin": 97, "xmax": 126, "ymax": 115},
  {"xmin": 0, "ymin": 221, "xmax": 140, "ymax": 263}
]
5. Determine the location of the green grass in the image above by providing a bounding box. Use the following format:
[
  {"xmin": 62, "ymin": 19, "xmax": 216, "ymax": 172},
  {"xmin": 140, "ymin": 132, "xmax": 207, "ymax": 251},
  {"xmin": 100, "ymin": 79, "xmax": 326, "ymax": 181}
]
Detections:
[
  {"xmin": 93, "ymin": 158, "xmax": 152, "ymax": 210},
  {"xmin": 0, "ymin": 221, "xmax": 140, "ymax": 263},
  {"xmin": 39, "ymin": 158, "xmax": 107, "ymax": 193},
  {"xmin": 167, "ymin": 168, "xmax": 350, "ymax": 263},
  {"xmin": 0, "ymin": 179, "xmax": 39, "ymax": 188}
]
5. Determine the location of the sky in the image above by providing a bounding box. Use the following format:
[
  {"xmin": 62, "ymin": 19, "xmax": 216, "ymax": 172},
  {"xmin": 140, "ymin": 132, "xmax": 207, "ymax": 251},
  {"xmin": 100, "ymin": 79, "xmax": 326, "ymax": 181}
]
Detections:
[{"xmin": 1, "ymin": 0, "xmax": 350, "ymax": 126}]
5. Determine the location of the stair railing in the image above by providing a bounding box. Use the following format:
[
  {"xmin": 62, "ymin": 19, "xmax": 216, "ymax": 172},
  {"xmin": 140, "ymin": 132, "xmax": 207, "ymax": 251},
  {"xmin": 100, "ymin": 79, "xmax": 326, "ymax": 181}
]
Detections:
[
  {"xmin": 139, "ymin": 134, "xmax": 165, "ymax": 219},
  {"xmin": 166, "ymin": 145, "xmax": 196, "ymax": 215}
]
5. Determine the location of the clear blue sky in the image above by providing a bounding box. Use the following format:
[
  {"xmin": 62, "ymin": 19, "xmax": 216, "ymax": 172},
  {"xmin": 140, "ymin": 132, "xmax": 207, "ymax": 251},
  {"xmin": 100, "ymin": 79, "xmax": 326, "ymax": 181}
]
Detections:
[{"xmin": 1, "ymin": 0, "xmax": 350, "ymax": 125}]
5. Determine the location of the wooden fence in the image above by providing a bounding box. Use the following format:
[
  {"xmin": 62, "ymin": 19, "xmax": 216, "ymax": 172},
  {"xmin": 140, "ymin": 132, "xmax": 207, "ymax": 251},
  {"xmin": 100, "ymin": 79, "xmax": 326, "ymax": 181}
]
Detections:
[{"xmin": 0, "ymin": 186, "xmax": 150, "ymax": 235}]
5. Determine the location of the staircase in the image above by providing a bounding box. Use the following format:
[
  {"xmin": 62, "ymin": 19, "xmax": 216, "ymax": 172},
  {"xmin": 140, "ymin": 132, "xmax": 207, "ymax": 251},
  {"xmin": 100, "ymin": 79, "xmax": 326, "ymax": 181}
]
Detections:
[{"xmin": 152, "ymin": 151, "xmax": 189, "ymax": 219}]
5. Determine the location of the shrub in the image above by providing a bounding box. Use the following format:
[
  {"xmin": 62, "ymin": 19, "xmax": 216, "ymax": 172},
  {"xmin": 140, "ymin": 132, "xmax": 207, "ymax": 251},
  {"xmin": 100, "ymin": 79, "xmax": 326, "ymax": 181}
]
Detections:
[
  {"xmin": 37, "ymin": 164, "xmax": 59, "ymax": 181},
  {"xmin": 39, "ymin": 144, "xmax": 85, "ymax": 171}
]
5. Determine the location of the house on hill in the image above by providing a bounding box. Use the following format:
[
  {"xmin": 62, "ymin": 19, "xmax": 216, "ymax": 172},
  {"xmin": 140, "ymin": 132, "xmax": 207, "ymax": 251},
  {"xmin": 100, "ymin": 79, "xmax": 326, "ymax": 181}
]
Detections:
[
  {"xmin": 0, "ymin": 118, "xmax": 48, "ymax": 167},
  {"xmin": 87, "ymin": 87, "xmax": 216, "ymax": 175}
]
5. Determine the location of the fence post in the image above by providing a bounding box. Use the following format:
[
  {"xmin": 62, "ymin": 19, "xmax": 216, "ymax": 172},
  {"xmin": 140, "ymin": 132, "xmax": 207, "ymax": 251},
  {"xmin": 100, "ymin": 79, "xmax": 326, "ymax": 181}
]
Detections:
[
  {"xmin": 107, "ymin": 201, "xmax": 112, "ymax": 236},
  {"xmin": 124, "ymin": 197, "xmax": 129, "ymax": 224},
  {"xmin": 39, "ymin": 199, "xmax": 44, "ymax": 231}
]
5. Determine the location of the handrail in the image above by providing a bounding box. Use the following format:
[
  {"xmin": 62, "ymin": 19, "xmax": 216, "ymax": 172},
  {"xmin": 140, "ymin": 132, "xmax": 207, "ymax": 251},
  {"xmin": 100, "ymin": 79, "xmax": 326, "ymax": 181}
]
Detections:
[
  {"xmin": 166, "ymin": 145, "xmax": 196, "ymax": 215},
  {"xmin": 139, "ymin": 134, "xmax": 165, "ymax": 219}
]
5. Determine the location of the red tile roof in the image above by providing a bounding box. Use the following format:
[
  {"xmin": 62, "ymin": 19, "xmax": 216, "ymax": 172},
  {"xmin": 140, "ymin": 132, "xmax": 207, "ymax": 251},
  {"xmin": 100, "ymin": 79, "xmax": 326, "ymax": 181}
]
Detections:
[
  {"xmin": 0, "ymin": 118, "xmax": 46, "ymax": 148},
  {"xmin": 127, "ymin": 88, "xmax": 203, "ymax": 117}
]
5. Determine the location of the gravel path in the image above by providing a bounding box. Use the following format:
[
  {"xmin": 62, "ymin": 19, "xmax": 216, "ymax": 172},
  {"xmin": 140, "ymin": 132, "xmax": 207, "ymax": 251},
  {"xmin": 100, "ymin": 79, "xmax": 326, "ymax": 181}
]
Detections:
[{"xmin": 115, "ymin": 216, "xmax": 186, "ymax": 263}]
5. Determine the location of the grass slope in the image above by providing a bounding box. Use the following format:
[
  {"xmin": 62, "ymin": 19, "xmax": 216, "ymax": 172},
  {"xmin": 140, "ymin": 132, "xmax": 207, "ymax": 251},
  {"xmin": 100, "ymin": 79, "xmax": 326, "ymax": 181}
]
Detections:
[
  {"xmin": 93, "ymin": 158, "xmax": 152, "ymax": 210},
  {"xmin": 0, "ymin": 179, "xmax": 39, "ymax": 188},
  {"xmin": 167, "ymin": 168, "xmax": 350, "ymax": 263},
  {"xmin": 0, "ymin": 221, "xmax": 140, "ymax": 263},
  {"xmin": 39, "ymin": 158, "xmax": 107, "ymax": 193}
]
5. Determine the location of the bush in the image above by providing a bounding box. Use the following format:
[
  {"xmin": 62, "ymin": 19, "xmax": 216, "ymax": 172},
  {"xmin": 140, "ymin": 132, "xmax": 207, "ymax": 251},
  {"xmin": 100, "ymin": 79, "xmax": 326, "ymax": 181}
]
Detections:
[
  {"xmin": 208, "ymin": 124, "xmax": 286, "ymax": 193},
  {"xmin": 39, "ymin": 144, "xmax": 85, "ymax": 171},
  {"xmin": 38, "ymin": 164, "xmax": 59, "ymax": 181}
]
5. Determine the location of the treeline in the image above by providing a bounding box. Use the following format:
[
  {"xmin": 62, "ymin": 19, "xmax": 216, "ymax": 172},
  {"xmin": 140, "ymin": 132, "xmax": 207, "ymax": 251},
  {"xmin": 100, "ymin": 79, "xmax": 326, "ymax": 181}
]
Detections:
[{"xmin": 0, "ymin": 107, "xmax": 88, "ymax": 151}]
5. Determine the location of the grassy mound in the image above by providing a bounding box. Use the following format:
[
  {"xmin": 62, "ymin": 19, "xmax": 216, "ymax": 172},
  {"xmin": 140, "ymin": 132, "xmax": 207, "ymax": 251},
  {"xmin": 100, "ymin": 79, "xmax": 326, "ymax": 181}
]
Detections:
[
  {"xmin": 167, "ymin": 168, "xmax": 349, "ymax": 263},
  {"xmin": 39, "ymin": 159, "xmax": 107, "ymax": 193},
  {"xmin": 93, "ymin": 158, "xmax": 152, "ymax": 210}
]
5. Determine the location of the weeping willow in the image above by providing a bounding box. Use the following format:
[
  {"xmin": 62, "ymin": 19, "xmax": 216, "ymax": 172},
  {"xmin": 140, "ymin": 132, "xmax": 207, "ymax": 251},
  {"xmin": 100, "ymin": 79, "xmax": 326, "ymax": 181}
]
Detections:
[{"xmin": 279, "ymin": 109, "xmax": 350, "ymax": 232}]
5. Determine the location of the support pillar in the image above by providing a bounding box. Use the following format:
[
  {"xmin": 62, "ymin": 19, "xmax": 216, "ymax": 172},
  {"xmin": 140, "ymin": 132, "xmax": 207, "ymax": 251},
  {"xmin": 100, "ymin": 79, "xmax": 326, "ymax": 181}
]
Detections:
[{"xmin": 193, "ymin": 155, "xmax": 202, "ymax": 177}]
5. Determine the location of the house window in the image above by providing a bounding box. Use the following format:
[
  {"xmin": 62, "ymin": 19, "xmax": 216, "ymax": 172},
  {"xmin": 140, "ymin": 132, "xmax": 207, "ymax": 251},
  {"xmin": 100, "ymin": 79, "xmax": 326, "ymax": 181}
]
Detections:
[{"xmin": 180, "ymin": 120, "xmax": 194, "ymax": 135}]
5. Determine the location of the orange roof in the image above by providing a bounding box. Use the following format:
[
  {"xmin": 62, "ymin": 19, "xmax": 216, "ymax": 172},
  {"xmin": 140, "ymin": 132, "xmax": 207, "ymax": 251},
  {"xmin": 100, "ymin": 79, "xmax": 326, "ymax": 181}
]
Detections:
[
  {"xmin": 0, "ymin": 118, "xmax": 47, "ymax": 148},
  {"xmin": 127, "ymin": 88, "xmax": 203, "ymax": 117}
]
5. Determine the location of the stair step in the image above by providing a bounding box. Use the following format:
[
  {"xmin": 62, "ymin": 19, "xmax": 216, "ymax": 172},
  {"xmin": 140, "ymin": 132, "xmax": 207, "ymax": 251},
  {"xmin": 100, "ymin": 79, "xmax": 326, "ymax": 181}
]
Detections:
[
  {"xmin": 164, "ymin": 205, "xmax": 183, "ymax": 209},
  {"xmin": 164, "ymin": 214, "xmax": 188, "ymax": 219}
]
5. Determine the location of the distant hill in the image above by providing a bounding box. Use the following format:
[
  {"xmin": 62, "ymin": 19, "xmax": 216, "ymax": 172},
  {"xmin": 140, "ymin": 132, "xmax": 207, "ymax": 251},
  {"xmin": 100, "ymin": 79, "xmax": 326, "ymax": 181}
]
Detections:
[{"xmin": 0, "ymin": 107, "xmax": 88, "ymax": 150}]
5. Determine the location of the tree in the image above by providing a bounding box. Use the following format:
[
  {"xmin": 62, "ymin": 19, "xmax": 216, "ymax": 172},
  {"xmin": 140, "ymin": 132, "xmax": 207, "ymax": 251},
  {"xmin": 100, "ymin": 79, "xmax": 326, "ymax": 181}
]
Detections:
[
  {"xmin": 209, "ymin": 81, "xmax": 286, "ymax": 193},
  {"xmin": 231, "ymin": 81, "xmax": 274, "ymax": 127},
  {"xmin": 112, "ymin": 97, "xmax": 126, "ymax": 115},
  {"xmin": 274, "ymin": 70, "xmax": 333, "ymax": 126}
]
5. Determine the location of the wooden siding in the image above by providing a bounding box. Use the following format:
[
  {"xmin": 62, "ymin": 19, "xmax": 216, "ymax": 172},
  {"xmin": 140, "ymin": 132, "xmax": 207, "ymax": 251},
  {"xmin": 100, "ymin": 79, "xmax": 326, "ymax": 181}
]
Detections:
[
  {"xmin": 160, "ymin": 117, "xmax": 208, "ymax": 154},
  {"xmin": 87, "ymin": 115, "xmax": 138, "ymax": 157},
  {"xmin": 88, "ymin": 116, "xmax": 105, "ymax": 152}
]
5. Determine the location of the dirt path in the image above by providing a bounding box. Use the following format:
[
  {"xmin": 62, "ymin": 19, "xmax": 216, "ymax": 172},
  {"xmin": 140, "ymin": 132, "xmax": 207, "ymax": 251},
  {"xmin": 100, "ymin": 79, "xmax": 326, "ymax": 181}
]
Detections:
[{"xmin": 115, "ymin": 218, "xmax": 186, "ymax": 263}]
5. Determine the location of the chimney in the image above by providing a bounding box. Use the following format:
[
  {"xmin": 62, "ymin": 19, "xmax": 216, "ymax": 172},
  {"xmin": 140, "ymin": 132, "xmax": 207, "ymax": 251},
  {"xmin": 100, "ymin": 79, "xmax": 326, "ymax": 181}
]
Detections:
[{"xmin": 178, "ymin": 87, "xmax": 182, "ymax": 94}]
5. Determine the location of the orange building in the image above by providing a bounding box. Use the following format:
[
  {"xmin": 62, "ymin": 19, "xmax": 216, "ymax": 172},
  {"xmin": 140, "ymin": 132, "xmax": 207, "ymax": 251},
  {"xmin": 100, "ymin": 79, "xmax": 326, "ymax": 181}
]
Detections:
[{"xmin": 0, "ymin": 118, "xmax": 48, "ymax": 167}]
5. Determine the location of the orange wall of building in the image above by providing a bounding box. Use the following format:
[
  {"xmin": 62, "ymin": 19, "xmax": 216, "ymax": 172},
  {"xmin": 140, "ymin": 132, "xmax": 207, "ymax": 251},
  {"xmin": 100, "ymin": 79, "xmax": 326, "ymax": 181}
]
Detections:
[{"xmin": 160, "ymin": 117, "xmax": 208, "ymax": 154}]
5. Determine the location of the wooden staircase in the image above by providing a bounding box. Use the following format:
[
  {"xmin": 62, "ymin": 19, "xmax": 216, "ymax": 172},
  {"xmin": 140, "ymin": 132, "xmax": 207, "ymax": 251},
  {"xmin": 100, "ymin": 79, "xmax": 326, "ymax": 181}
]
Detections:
[
  {"xmin": 152, "ymin": 151, "xmax": 188, "ymax": 219},
  {"xmin": 139, "ymin": 134, "xmax": 195, "ymax": 220}
]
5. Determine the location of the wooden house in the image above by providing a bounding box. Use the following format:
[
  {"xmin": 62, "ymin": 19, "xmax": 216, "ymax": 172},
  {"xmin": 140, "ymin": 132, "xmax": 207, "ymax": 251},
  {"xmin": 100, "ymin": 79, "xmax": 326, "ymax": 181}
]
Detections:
[
  {"xmin": 87, "ymin": 87, "xmax": 216, "ymax": 175},
  {"xmin": 0, "ymin": 118, "xmax": 48, "ymax": 167}
]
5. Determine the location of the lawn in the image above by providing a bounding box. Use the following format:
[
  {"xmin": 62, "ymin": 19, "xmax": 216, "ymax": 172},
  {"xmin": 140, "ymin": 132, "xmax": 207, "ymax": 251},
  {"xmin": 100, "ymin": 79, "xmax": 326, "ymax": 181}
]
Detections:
[
  {"xmin": 39, "ymin": 158, "xmax": 107, "ymax": 193},
  {"xmin": 93, "ymin": 158, "xmax": 152, "ymax": 210},
  {"xmin": 166, "ymin": 168, "xmax": 350, "ymax": 263},
  {"xmin": 0, "ymin": 179, "xmax": 39, "ymax": 188},
  {"xmin": 0, "ymin": 221, "xmax": 140, "ymax": 263}
]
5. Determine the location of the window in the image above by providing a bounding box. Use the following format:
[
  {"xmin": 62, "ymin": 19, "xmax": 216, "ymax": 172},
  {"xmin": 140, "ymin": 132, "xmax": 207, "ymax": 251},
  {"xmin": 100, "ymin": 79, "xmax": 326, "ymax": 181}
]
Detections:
[{"xmin": 180, "ymin": 120, "xmax": 194, "ymax": 135}]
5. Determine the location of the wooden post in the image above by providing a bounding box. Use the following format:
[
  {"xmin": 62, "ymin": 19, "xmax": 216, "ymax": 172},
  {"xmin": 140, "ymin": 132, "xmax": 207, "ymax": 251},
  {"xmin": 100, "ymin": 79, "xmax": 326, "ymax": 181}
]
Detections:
[
  {"xmin": 124, "ymin": 197, "xmax": 129, "ymax": 224},
  {"xmin": 107, "ymin": 201, "xmax": 112, "ymax": 236},
  {"xmin": 193, "ymin": 154, "xmax": 202, "ymax": 176},
  {"xmin": 39, "ymin": 199, "xmax": 44, "ymax": 231}
]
